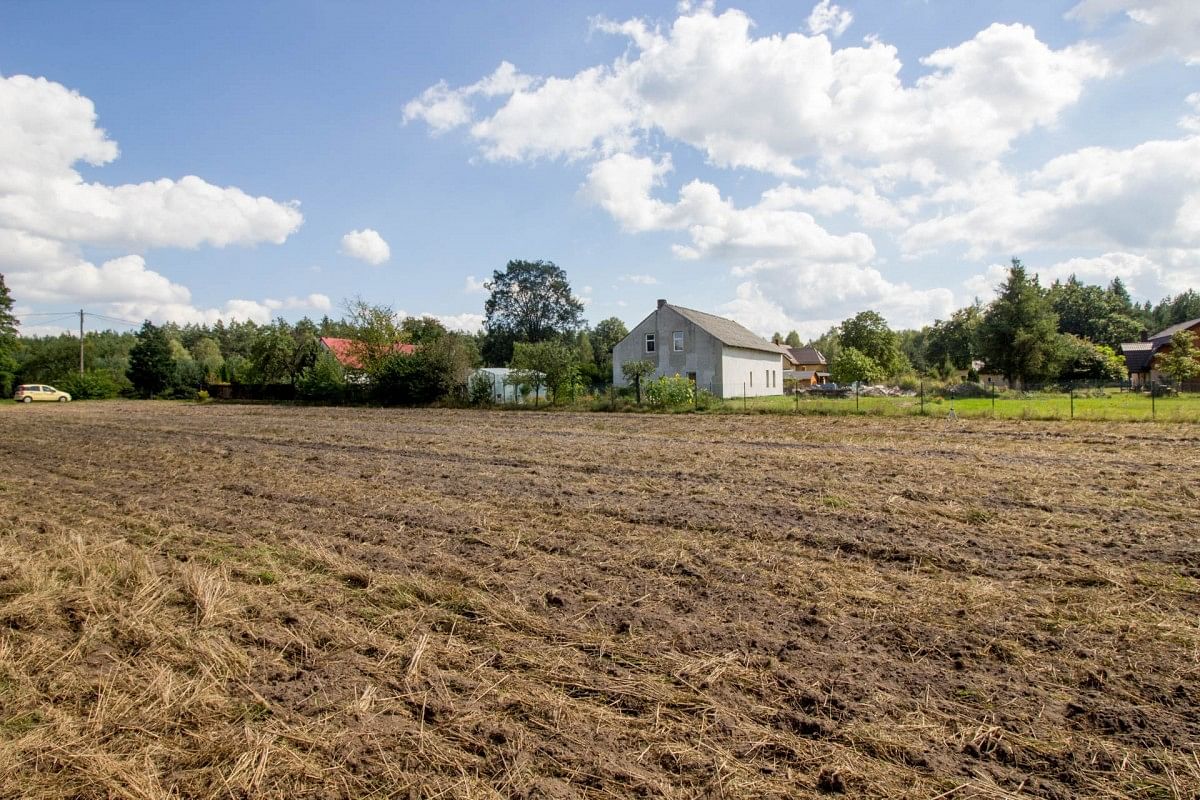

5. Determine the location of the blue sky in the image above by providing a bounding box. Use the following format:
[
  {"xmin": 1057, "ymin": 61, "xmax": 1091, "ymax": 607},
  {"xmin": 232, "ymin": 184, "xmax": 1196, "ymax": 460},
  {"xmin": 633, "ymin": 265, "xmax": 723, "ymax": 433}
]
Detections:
[{"xmin": 2, "ymin": 1, "xmax": 1198, "ymax": 338}]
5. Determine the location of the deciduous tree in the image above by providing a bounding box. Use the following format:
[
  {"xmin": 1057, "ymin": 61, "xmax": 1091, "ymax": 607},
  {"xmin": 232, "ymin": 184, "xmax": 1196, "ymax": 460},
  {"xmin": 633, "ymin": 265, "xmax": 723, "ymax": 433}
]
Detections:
[
  {"xmin": 1058, "ymin": 335, "xmax": 1126, "ymax": 383},
  {"xmin": 838, "ymin": 311, "xmax": 905, "ymax": 377},
  {"xmin": 482, "ymin": 260, "xmax": 585, "ymax": 365},
  {"xmin": 510, "ymin": 340, "xmax": 576, "ymax": 404},
  {"xmin": 620, "ymin": 358, "xmax": 656, "ymax": 404},
  {"xmin": 925, "ymin": 303, "xmax": 982, "ymax": 372},
  {"xmin": 590, "ymin": 317, "xmax": 628, "ymax": 384},
  {"xmin": 190, "ymin": 337, "xmax": 225, "ymax": 382},
  {"xmin": 830, "ymin": 347, "xmax": 882, "ymax": 385},
  {"xmin": 400, "ymin": 315, "xmax": 448, "ymax": 345},
  {"xmin": 345, "ymin": 299, "xmax": 402, "ymax": 376},
  {"xmin": 250, "ymin": 320, "xmax": 297, "ymax": 384}
]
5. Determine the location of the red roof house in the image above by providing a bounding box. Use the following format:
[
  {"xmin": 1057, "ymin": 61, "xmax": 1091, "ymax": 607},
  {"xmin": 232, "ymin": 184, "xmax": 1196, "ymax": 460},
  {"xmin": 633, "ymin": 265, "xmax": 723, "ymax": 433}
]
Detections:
[{"xmin": 319, "ymin": 337, "xmax": 417, "ymax": 371}]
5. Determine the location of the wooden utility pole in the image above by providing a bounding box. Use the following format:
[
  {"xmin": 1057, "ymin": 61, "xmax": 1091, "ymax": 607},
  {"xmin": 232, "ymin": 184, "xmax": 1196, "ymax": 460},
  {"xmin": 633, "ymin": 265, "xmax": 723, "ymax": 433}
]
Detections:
[{"xmin": 79, "ymin": 309, "xmax": 85, "ymax": 375}]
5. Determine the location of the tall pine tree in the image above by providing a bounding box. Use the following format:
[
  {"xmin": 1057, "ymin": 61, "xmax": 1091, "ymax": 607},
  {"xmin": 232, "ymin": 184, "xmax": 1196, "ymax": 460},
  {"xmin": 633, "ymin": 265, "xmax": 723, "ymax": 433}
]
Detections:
[
  {"xmin": 979, "ymin": 260, "xmax": 1063, "ymax": 387},
  {"xmin": 127, "ymin": 321, "xmax": 175, "ymax": 397}
]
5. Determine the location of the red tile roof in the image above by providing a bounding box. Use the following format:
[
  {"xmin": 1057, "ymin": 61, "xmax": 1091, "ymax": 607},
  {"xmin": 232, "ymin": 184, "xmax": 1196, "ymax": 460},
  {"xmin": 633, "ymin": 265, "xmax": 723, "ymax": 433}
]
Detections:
[{"xmin": 319, "ymin": 337, "xmax": 416, "ymax": 370}]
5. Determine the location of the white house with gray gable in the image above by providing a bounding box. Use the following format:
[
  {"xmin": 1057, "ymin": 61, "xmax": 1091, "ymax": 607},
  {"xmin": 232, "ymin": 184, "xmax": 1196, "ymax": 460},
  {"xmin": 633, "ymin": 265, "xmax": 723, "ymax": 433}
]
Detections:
[{"xmin": 611, "ymin": 299, "xmax": 785, "ymax": 398}]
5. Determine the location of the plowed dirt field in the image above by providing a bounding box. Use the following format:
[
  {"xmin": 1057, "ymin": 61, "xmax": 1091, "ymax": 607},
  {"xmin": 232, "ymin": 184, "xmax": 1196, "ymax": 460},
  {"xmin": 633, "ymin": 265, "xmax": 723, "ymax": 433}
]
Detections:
[{"xmin": 1, "ymin": 402, "xmax": 1197, "ymax": 798}]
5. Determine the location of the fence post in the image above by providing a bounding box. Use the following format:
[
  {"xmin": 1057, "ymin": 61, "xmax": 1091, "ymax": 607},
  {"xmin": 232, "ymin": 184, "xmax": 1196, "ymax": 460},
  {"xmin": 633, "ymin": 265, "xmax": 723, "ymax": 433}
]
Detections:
[
  {"xmin": 743, "ymin": 382, "xmax": 747, "ymax": 412},
  {"xmin": 1151, "ymin": 380, "xmax": 1156, "ymax": 420},
  {"xmin": 1070, "ymin": 383, "xmax": 1074, "ymax": 420},
  {"xmin": 920, "ymin": 380, "xmax": 925, "ymax": 415},
  {"xmin": 991, "ymin": 381, "xmax": 996, "ymax": 417},
  {"xmin": 855, "ymin": 382, "xmax": 860, "ymax": 412},
  {"xmin": 795, "ymin": 386, "xmax": 799, "ymax": 413}
]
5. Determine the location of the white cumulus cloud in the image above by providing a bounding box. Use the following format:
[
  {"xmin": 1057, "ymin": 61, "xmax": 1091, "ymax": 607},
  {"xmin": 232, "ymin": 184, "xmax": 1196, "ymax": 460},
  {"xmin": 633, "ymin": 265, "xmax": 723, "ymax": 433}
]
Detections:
[
  {"xmin": 408, "ymin": 8, "xmax": 1108, "ymax": 177},
  {"xmin": 902, "ymin": 136, "xmax": 1200, "ymax": 258},
  {"xmin": 807, "ymin": 0, "xmax": 853, "ymax": 37},
  {"xmin": 583, "ymin": 153, "xmax": 875, "ymax": 265},
  {"xmin": 340, "ymin": 228, "xmax": 391, "ymax": 265},
  {"xmin": 1067, "ymin": 0, "xmax": 1200, "ymax": 65},
  {"xmin": 0, "ymin": 74, "xmax": 302, "ymax": 250},
  {"xmin": 0, "ymin": 72, "xmax": 308, "ymax": 325}
]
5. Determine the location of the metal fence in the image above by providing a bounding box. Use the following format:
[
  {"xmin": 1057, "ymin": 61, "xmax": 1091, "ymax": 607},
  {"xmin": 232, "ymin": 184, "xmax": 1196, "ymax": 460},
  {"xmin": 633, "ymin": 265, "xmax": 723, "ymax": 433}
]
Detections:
[
  {"xmin": 742, "ymin": 379, "xmax": 1200, "ymax": 422},
  {"xmin": 595, "ymin": 378, "xmax": 1200, "ymax": 422}
]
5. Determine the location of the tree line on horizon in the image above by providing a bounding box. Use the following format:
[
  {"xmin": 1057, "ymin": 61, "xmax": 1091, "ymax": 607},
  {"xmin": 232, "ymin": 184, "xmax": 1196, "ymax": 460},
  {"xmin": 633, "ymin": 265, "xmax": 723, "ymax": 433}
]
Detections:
[
  {"xmin": 776, "ymin": 260, "xmax": 1200, "ymax": 388},
  {"xmin": 3, "ymin": 259, "xmax": 1200, "ymax": 402},
  {"xmin": 0, "ymin": 262, "xmax": 630, "ymax": 403}
]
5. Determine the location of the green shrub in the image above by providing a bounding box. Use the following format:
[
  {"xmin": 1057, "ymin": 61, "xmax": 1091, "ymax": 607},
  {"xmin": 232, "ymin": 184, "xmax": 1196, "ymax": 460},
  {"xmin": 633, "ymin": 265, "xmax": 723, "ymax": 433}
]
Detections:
[
  {"xmin": 694, "ymin": 388, "xmax": 721, "ymax": 411},
  {"xmin": 56, "ymin": 370, "xmax": 120, "ymax": 400},
  {"xmin": 553, "ymin": 365, "xmax": 587, "ymax": 405},
  {"xmin": 591, "ymin": 393, "xmax": 633, "ymax": 412},
  {"xmin": 168, "ymin": 359, "xmax": 208, "ymax": 398},
  {"xmin": 645, "ymin": 374, "xmax": 695, "ymax": 408},
  {"xmin": 297, "ymin": 350, "xmax": 346, "ymax": 403},
  {"xmin": 372, "ymin": 335, "xmax": 472, "ymax": 406},
  {"xmin": 468, "ymin": 372, "xmax": 495, "ymax": 406},
  {"xmin": 195, "ymin": 390, "xmax": 211, "ymax": 403}
]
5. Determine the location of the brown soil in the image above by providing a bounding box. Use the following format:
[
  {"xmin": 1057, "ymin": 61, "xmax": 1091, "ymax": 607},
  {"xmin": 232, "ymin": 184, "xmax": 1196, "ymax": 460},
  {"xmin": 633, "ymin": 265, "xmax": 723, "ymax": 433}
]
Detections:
[{"xmin": 0, "ymin": 402, "xmax": 1197, "ymax": 798}]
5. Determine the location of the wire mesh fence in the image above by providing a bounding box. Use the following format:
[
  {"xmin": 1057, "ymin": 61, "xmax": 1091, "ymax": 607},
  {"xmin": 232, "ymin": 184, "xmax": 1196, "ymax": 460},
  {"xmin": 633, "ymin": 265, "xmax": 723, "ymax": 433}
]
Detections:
[
  {"xmin": 587, "ymin": 378, "xmax": 1200, "ymax": 422},
  {"xmin": 703, "ymin": 379, "xmax": 1200, "ymax": 422}
]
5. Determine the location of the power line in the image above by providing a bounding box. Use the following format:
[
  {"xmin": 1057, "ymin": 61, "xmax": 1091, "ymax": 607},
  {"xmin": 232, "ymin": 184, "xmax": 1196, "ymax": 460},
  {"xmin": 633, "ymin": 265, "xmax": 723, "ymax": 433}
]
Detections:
[
  {"xmin": 18, "ymin": 311, "xmax": 142, "ymax": 327},
  {"xmin": 89, "ymin": 313, "xmax": 144, "ymax": 327},
  {"xmin": 21, "ymin": 314, "xmax": 77, "ymax": 327}
]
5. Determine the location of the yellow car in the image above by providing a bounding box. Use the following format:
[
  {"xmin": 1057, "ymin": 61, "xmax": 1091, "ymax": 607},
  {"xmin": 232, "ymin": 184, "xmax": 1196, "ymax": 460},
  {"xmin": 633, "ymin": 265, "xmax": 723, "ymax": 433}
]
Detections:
[{"xmin": 13, "ymin": 384, "xmax": 72, "ymax": 403}]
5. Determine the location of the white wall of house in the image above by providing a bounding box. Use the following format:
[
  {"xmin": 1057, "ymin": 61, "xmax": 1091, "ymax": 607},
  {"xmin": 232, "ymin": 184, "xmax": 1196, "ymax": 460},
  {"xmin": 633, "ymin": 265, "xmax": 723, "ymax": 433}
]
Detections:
[{"xmin": 720, "ymin": 346, "xmax": 784, "ymax": 398}]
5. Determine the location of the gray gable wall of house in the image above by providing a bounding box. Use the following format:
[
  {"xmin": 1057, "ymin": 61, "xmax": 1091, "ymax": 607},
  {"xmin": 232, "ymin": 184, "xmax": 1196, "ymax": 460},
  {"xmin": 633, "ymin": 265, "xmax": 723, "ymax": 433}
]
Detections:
[{"xmin": 612, "ymin": 304, "xmax": 723, "ymax": 388}]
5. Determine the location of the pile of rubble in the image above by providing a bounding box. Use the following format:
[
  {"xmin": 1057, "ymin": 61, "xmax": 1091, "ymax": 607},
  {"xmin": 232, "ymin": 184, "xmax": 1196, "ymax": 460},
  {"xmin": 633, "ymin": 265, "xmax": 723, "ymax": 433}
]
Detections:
[{"xmin": 858, "ymin": 385, "xmax": 917, "ymax": 397}]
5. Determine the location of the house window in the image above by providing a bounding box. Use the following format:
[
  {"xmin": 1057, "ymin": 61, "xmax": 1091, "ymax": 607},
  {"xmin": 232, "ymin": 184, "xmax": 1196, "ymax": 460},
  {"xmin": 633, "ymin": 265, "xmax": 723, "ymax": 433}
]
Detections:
[
  {"xmin": 749, "ymin": 371, "xmax": 753, "ymax": 388},
  {"xmin": 645, "ymin": 333, "xmax": 655, "ymax": 353},
  {"xmin": 673, "ymin": 331, "xmax": 684, "ymax": 352},
  {"xmin": 765, "ymin": 369, "xmax": 769, "ymax": 388}
]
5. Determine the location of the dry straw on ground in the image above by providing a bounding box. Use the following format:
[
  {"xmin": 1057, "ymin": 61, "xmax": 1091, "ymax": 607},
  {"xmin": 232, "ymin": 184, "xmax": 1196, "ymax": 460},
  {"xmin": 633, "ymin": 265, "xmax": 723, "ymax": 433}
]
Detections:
[{"xmin": 0, "ymin": 401, "xmax": 1197, "ymax": 798}]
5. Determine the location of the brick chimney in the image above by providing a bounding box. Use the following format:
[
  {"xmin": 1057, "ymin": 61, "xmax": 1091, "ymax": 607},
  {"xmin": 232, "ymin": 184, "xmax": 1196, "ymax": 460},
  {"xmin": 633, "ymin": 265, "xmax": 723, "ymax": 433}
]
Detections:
[{"xmin": 657, "ymin": 298, "xmax": 667, "ymax": 309}]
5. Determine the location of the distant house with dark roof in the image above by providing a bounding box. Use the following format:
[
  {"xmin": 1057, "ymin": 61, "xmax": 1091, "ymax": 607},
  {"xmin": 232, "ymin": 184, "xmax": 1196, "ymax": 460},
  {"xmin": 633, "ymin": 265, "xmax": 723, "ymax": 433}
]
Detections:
[
  {"xmin": 1119, "ymin": 318, "xmax": 1200, "ymax": 386},
  {"xmin": 612, "ymin": 299, "xmax": 785, "ymax": 397},
  {"xmin": 784, "ymin": 345, "xmax": 830, "ymax": 385},
  {"xmin": 319, "ymin": 337, "xmax": 417, "ymax": 372}
]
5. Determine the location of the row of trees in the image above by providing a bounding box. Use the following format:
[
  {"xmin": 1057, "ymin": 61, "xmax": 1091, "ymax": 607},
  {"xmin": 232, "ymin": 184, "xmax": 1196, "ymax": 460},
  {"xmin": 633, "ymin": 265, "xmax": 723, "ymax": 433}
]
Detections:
[
  {"xmin": 6, "ymin": 257, "xmax": 1198, "ymax": 402},
  {"xmin": 1, "ymin": 261, "xmax": 630, "ymax": 404},
  {"xmin": 794, "ymin": 262, "xmax": 1200, "ymax": 388}
]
